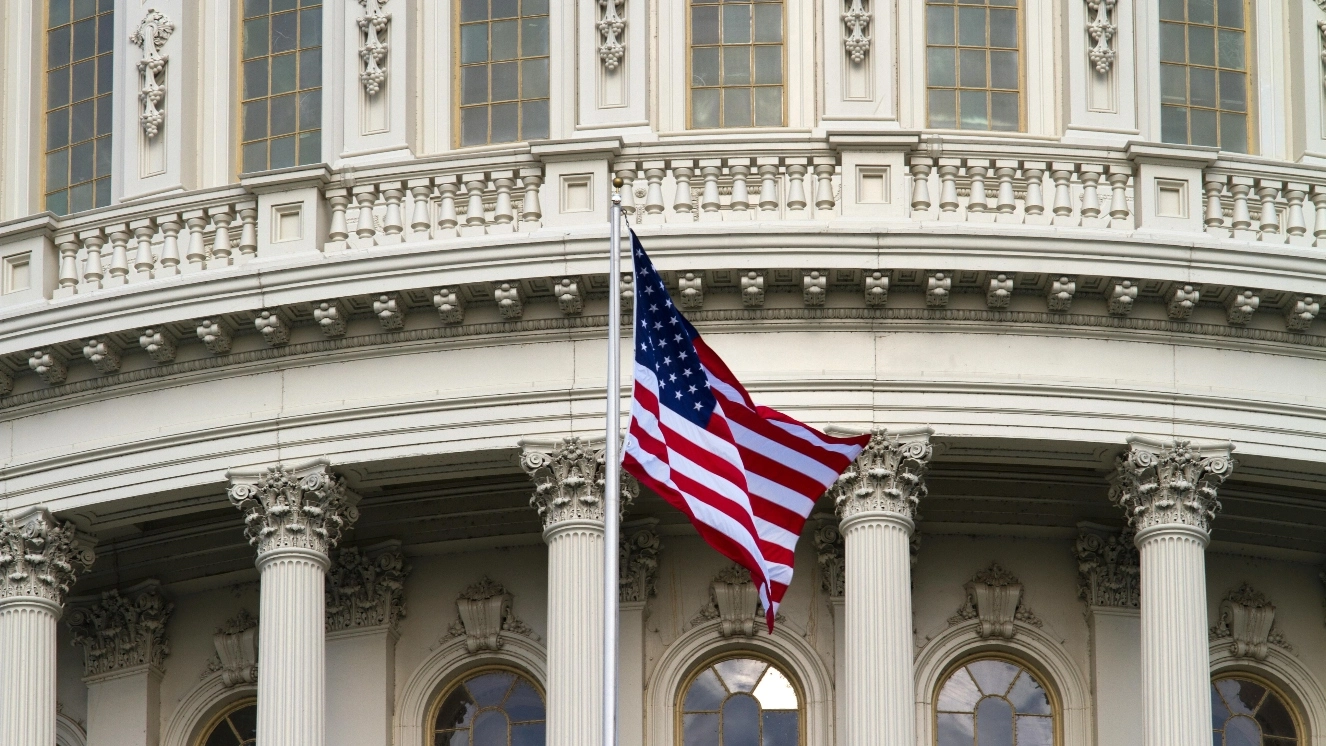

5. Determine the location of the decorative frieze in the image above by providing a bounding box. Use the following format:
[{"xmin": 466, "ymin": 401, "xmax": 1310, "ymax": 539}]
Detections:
[
  {"xmin": 1210, "ymin": 584, "xmax": 1292, "ymax": 660},
  {"xmin": 520, "ymin": 438, "xmax": 638, "ymax": 528},
  {"xmin": 597, "ymin": 0, "xmax": 626, "ymax": 71},
  {"xmin": 619, "ymin": 527, "xmax": 661, "ymax": 603},
  {"xmin": 831, "ymin": 428, "xmax": 934, "ymax": 521},
  {"xmin": 325, "ymin": 543, "xmax": 410, "ymax": 634},
  {"xmin": 227, "ymin": 463, "xmax": 361, "ymax": 557},
  {"xmin": 443, "ymin": 577, "xmax": 538, "ymax": 653},
  {"xmin": 1085, "ymin": 0, "xmax": 1117, "ymax": 74},
  {"xmin": 129, "ymin": 10, "xmax": 174, "ymax": 138},
  {"xmin": 812, "ymin": 522, "xmax": 845, "ymax": 598},
  {"xmin": 1074, "ymin": 528, "xmax": 1139, "ymax": 608},
  {"xmin": 691, "ymin": 565, "xmax": 763, "ymax": 638},
  {"xmin": 68, "ymin": 581, "xmax": 172, "ymax": 677},
  {"xmin": 203, "ymin": 609, "xmax": 258, "ymax": 687},
  {"xmin": 842, "ymin": 0, "xmax": 872, "ymax": 63},
  {"xmin": 356, "ymin": 0, "xmax": 391, "ymax": 96},
  {"xmin": 1108, "ymin": 439, "xmax": 1235, "ymax": 534},
  {"xmin": 0, "ymin": 508, "xmax": 95, "ymax": 604},
  {"xmin": 949, "ymin": 563, "xmax": 1042, "ymax": 639}
]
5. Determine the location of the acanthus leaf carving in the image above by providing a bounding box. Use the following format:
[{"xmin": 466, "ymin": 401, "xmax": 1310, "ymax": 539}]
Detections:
[
  {"xmin": 831, "ymin": 428, "xmax": 933, "ymax": 522},
  {"xmin": 443, "ymin": 577, "xmax": 538, "ymax": 653},
  {"xmin": 325, "ymin": 543, "xmax": 410, "ymax": 634},
  {"xmin": 130, "ymin": 9, "xmax": 175, "ymax": 139},
  {"xmin": 619, "ymin": 526, "xmax": 661, "ymax": 603},
  {"xmin": 520, "ymin": 437, "xmax": 638, "ymax": 528},
  {"xmin": 1210, "ymin": 584, "xmax": 1292, "ymax": 660},
  {"xmin": 227, "ymin": 463, "xmax": 361, "ymax": 557},
  {"xmin": 948, "ymin": 563, "xmax": 1042, "ymax": 639},
  {"xmin": 203, "ymin": 609, "xmax": 258, "ymax": 686},
  {"xmin": 357, "ymin": 0, "xmax": 391, "ymax": 96},
  {"xmin": 843, "ymin": 0, "xmax": 872, "ymax": 64},
  {"xmin": 598, "ymin": 0, "xmax": 626, "ymax": 71},
  {"xmin": 68, "ymin": 581, "xmax": 172, "ymax": 677},
  {"xmin": 1108, "ymin": 439, "xmax": 1235, "ymax": 534},
  {"xmin": 1074, "ymin": 528, "xmax": 1139, "ymax": 608},
  {"xmin": 0, "ymin": 508, "xmax": 95, "ymax": 605}
]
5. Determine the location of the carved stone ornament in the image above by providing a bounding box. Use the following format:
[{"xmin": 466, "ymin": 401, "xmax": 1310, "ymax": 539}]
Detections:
[
  {"xmin": 1086, "ymin": 0, "xmax": 1117, "ymax": 74},
  {"xmin": 598, "ymin": 0, "xmax": 626, "ymax": 71},
  {"xmin": 129, "ymin": 9, "xmax": 174, "ymax": 138},
  {"xmin": 325, "ymin": 543, "xmax": 410, "ymax": 634},
  {"xmin": 357, "ymin": 0, "xmax": 391, "ymax": 96},
  {"xmin": 1074, "ymin": 528, "xmax": 1139, "ymax": 608},
  {"xmin": 68, "ymin": 581, "xmax": 172, "ymax": 677},
  {"xmin": 227, "ymin": 463, "xmax": 361, "ymax": 557},
  {"xmin": 1108, "ymin": 439, "xmax": 1235, "ymax": 534},
  {"xmin": 688, "ymin": 565, "xmax": 779, "ymax": 638},
  {"xmin": 812, "ymin": 522, "xmax": 845, "ymax": 598},
  {"xmin": 1210, "ymin": 584, "xmax": 1292, "ymax": 660},
  {"xmin": 619, "ymin": 527, "xmax": 662, "ymax": 603},
  {"xmin": 520, "ymin": 438, "xmax": 639, "ymax": 528},
  {"xmin": 843, "ymin": 0, "xmax": 872, "ymax": 64},
  {"xmin": 949, "ymin": 563, "xmax": 1042, "ymax": 639},
  {"xmin": 831, "ymin": 428, "xmax": 934, "ymax": 522},
  {"xmin": 204, "ymin": 609, "xmax": 258, "ymax": 687},
  {"xmin": 443, "ymin": 577, "xmax": 538, "ymax": 653},
  {"xmin": 0, "ymin": 507, "xmax": 95, "ymax": 604}
]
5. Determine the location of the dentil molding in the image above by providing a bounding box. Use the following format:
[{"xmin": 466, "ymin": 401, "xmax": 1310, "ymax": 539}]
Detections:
[
  {"xmin": 68, "ymin": 580, "xmax": 172, "ymax": 678},
  {"xmin": 1074, "ymin": 527, "xmax": 1138, "ymax": 608},
  {"xmin": 831, "ymin": 427, "xmax": 934, "ymax": 522},
  {"xmin": 227, "ymin": 462, "xmax": 361, "ymax": 557},
  {"xmin": 619, "ymin": 526, "xmax": 661, "ymax": 603},
  {"xmin": 0, "ymin": 507, "xmax": 96, "ymax": 605},
  {"xmin": 1108, "ymin": 438, "xmax": 1235, "ymax": 534},
  {"xmin": 129, "ymin": 9, "xmax": 174, "ymax": 139},
  {"xmin": 1210, "ymin": 584, "xmax": 1292, "ymax": 661},
  {"xmin": 325, "ymin": 542, "xmax": 409, "ymax": 634},
  {"xmin": 442, "ymin": 577, "xmax": 538, "ymax": 654},
  {"xmin": 948, "ymin": 563, "xmax": 1042, "ymax": 639},
  {"xmin": 520, "ymin": 437, "xmax": 639, "ymax": 528},
  {"xmin": 203, "ymin": 609, "xmax": 258, "ymax": 687}
]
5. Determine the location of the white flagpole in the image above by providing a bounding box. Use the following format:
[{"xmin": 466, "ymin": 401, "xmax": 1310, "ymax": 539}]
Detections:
[{"xmin": 603, "ymin": 180, "xmax": 624, "ymax": 746}]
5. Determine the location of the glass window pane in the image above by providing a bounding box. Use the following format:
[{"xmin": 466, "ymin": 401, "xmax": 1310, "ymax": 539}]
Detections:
[
  {"xmin": 724, "ymin": 87, "xmax": 752, "ymax": 127},
  {"xmin": 1188, "ymin": 25, "xmax": 1215, "ymax": 66},
  {"xmin": 928, "ymin": 5, "xmax": 955, "ymax": 45},
  {"xmin": 929, "ymin": 88, "xmax": 957, "ymax": 128},
  {"xmin": 753, "ymin": 4, "xmax": 782, "ymax": 42},
  {"xmin": 753, "ymin": 45, "xmax": 781, "ymax": 84},
  {"xmin": 723, "ymin": 5, "xmax": 751, "ymax": 43},
  {"xmin": 461, "ymin": 106, "xmax": 488, "ymax": 145},
  {"xmin": 462, "ymin": 65, "xmax": 488, "ymax": 104},
  {"xmin": 723, "ymin": 46, "xmax": 751, "ymax": 85},
  {"xmin": 1189, "ymin": 0, "xmax": 1215, "ymax": 25},
  {"xmin": 1190, "ymin": 107, "xmax": 1217, "ymax": 146},
  {"xmin": 271, "ymin": 11, "xmax": 297, "ymax": 52},
  {"xmin": 1217, "ymin": 29, "xmax": 1244, "ymax": 69},
  {"xmin": 692, "ymin": 6, "xmax": 720, "ymax": 45},
  {"xmin": 692, "ymin": 88, "xmax": 720, "ymax": 128},
  {"xmin": 990, "ymin": 50, "xmax": 1017, "ymax": 89},
  {"xmin": 928, "ymin": 47, "xmax": 956, "ymax": 87},
  {"xmin": 243, "ymin": 18, "xmax": 269, "ymax": 59},
  {"xmin": 1161, "ymin": 105, "xmax": 1188, "ymax": 143},
  {"xmin": 1219, "ymin": 112, "xmax": 1247, "ymax": 152},
  {"xmin": 491, "ymin": 61, "xmax": 518, "ymax": 100},
  {"xmin": 522, "ymin": 58, "xmax": 549, "ymax": 97},
  {"xmin": 521, "ymin": 99, "xmax": 549, "ymax": 139},
  {"xmin": 1189, "ymin": 66, "xmax": 1216, "ymax": 107},
  {"xmin": 1217, "ymin": 0, "xmax": 1243, "ymax": 27},
  {"xmin": 754, "ymin": 86, "xmax": 782, "ymax": 126},
  {"xmin": 693, "ymin": 47, "xmax": 719, "ymax": 86},
  {"xmin": 491, "ymin": 20, "xmax": 518, "ymax": 60},
  {"xmin": 959, "ymin": 49, "xmax": 986, "ymax": 88},
  {"xmin": 991, "ymin": 91, "xmax": 1018, "ymax": 131},
  {"xmin": 490, "ymin": 101, "xmax": 519, "ymax": 142},
  {"xmin": 989, "ymin": 9, "xmax": 1016, "ymax": 48},
  {"xmin": 1160, "ymin": 23, "xmax": 1186, "ymax": 63},
  {"xmin": 271, "ymin": 53, "xmax": 297, "ymax": 94},
  {"xmin": 299, "ymin": 48, "xmax": 322, "ymax": 88},
  {"xmin": 1219, "ymin": 70, "xmax": 1245, "ymax": 111},
  {"xmin": 522, "ymin": 18, "xmax": 549, "ymax": 56}
]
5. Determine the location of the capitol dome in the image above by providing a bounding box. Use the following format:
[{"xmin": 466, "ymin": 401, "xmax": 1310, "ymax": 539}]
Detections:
[{"xmin": 0, "ymin": 1, "xmax": 1324, "ymax": 745}]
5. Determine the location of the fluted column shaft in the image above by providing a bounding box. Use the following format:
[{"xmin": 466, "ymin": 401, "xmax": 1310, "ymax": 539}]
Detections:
[
  {"xmin": 257, "ymin": 548, "xmax": 329, "ymax": 746},
  {"xmin": 841, "ymin": 511, "xmax": 914, "ymax": 746},
  {"xmin": 545, "ymin": 520, "xmax": 605, "ymax": 746},
  {"xmin": 0, "ymin": 598, "xmax": 60, "ymax": 746},
  {"xmin": 1136, "ymin": 525, "xmax": 1210, "ymax": 746}
]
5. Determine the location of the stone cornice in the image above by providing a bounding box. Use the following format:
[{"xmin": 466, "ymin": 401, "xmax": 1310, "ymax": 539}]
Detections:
[
  {"xmin": 67, "ymin": 580, "xmax": 171, "ymax": 677},
  {"xmin": 0, "ymin": 507, "xmax": 96, "ymax": 606},
  {"xmin": 1109, "ymin": 438, "xmax": 1235, "ymax": 534},
  {"xmin": 227, "ymin": 461, "xmax": 361, "ymax": 558},
  {"xmin": 519, "ymin": 437, "xmax": 638, "ymax": 529},
  {"xmin": 831, "ymin": 428, "xmax": 934, "ymax": 522}
]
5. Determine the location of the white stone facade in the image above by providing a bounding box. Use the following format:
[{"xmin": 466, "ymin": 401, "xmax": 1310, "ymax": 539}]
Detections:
[{"xmin": 1, "ymin": 1, "xmax": 1325, "ymax": 745}]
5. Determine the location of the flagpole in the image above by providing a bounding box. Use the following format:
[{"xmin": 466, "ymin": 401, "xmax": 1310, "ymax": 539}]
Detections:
[{"xmin": 603, "ymin": 179, "xmax": 624, "ymax": 746}]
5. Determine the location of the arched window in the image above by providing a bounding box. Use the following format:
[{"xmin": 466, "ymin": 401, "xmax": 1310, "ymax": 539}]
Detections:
[
  {"xmin": 196, "ymin": 699, "xmax": 256, "ymax": 746},
  {"xmin": 430, "ymin": 667, "xmax": 546, "ymax": 745},
  {"xmin": 935, "ymin": 657, "xmax": 1055, "ymax": 746},
  {"xmin": 1212, "ymin": 676, "xmax": 1300, "ymax": 745},
  {"xmin": 679, "ymin": 655, "xmax": 801, "ymax": 746}
]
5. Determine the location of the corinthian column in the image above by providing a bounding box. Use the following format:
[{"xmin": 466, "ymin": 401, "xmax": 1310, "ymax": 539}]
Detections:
[
  {"xmin": 1110, "ymin": 438, "xmax": 1234, "ymax": 746},
  {"xmin": 520, "ymin": 438, "xmax": 637, "ymax": 746},
  {"xmin": 0, "ymin": 508, "xmax": 96, "ymax": 746},
  {"xmin": 829, "ymin": 427, "xmax": 932, "ymax": 746},
  {"xmin": 228, "ymin": 462, "xmax": 360, "ymax": 746}
]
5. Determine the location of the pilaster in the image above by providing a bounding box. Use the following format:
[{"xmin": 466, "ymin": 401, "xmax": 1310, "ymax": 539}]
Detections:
[
  {"xmin": 830, "ymin": 427, "xmax": 932, "ymax": 746},
  {"xmin": 228, "ymin": 461, "xmax": 361, "ymax": 746},
  {"xmin": 1109, "ymin": 437, "xmax": 1235, "ymax": 746},
  {"xmin": 520, "ymin": 437, "xmax": 638, "ymax": 746}
]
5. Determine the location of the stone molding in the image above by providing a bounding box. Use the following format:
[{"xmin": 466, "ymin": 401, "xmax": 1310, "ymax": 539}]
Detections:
[
  {"xmin": 520, "ymin": 437, "xmax": 638, "ymax": 529},
  {"xmin": 67, "ymin": 580, "xmax": 172, "ymax": 678},
  {"xmin": 1210, "ymin": 584, "xmax": 1292, "ymax": 660},
  {"xmin": 619, "ymin": 526, "xmax": 661, "ymax": 603},
  {"xmin": 325, "ymin": 541, "xmax": 409, "ymax": 634},
  {"xmin": 443, "ymin": 577, "xmax": 538, "ymax": 653},
  {"xmin": 0, "ymin": 507, "xmax": 95, "ymax": 605},
  {"xmin": 1109, "ymin": 438, "xmax": 1235, "ymax": 535},
  {"xmin": 203, "ymin": 609, "xmax": 258, "ymax": 687},
  {"xmin": 227, "ymin": 461, "xmax": 361, "ymax": 558},
  {"xmin": 831, "ymin": 427, "xmax": 934, "ymax": 522},
  {"xmin": 948, "ymin": 563, "xmax": 1042, "ymax": 639},
  {"xmin": 1074, "ymin": 527, "xmax": 1139, "ymax": 608}
]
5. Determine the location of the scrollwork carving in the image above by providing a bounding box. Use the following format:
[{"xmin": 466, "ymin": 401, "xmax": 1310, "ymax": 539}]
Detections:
[
  {"xmin": 130, "ymin": 9, "xmax": 174, "ymax": 138},
  {"xmin": 1109, "ymin": 439, "xmax": 1235, "ymax": 534},
  {"xmin": 227, "ymin": 463, "xmax": 361, "ymax": 557}
]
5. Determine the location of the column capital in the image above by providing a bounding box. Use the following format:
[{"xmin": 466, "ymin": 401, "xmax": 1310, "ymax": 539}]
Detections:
[
  {"xmin": 68, "ymin": 579, "xmax": 172, "ymax": 678},
  {"xmin": 830, "ymin": 427, "xmax": 934, "ymax": 523},
  {"xmin": 1109, "ymin": 438, "xmax": 1235, "ymax": 535},
  {"xmin": 227, "ymin": 461, "xmax": 361, "ymax": 559},
  {"xmin": 0, "ymin": 507, "xmax": 96, "ymax": 607},
  {"xmin": 519, "ymin": 437, "xmax": 638, "ymax": 530}
]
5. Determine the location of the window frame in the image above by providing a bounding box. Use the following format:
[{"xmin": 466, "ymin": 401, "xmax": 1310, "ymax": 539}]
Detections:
[
  {"xmin": 193, "ymin": 697, "xmax": 257, "ymax": 746},
  {"xmin": 1155, "ymin": 0, "xmax": 1257, "ymax": 154},
  {"xmin": 922, "ymin": 0, "xmax": 1027, "ymax": 132},
  {"xmin": 1211, "ymin": 672, "xmax": 1305, "ymax": 745},
  {"xmin": 451, "ymin": 0, "xmax": 553, "ymax": 149},
  {"xmin": 684, "ymin": 0, "xmax": 790, "ymax": 130},
  {"xmin": 426, "ymin": 664, "xmax": 548, "ymax": 744},
  {"xmin": 931, "ymin": 652, "xmax": 1061, "ymax": 746},
  {"xmin": 674, "ymin": 650, "xmax": 806, "ymax": 746}
]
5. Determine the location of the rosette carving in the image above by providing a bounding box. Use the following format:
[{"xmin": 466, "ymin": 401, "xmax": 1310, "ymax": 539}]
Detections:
[
  {"xmin": 325, "ymin": 543, "xmax": 410, "ymax": 634},
  {"xmin": 0, "ymin": 508, "xmax": 95, "ymax": 605},
  {"xmin": 619, "ymin": 527, "xmax": 661, "ymax": 603},
  {"xmin": 227, "ymin": 463, "xmax": 361, "ymax": 557},
  {"xmin": 68, "ymin": 581, "xmax": 172, "ymax": 677},
  {"xmin": 520, "ymin": 438, "xmax": 638, "ymax": 528},
  {"xmin": 1074, "ymin": 528, "xmax": 1139, "ymax": 608},
  {"xmin": 1109, "ymin": 439, "xmax": 1235, "ymax": 534},
  {"xmin": 831, "ymin": 428, "xmax": 934, "ymax": 521}
]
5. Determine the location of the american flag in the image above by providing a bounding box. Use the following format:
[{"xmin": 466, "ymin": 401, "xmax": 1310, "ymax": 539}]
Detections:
[{"xmin": 621, "ymin": 233, "xmax": 871, "ymax": 632}]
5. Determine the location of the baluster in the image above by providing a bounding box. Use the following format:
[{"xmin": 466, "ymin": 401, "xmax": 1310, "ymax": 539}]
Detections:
[
  {"xmin": 614, "ymin": 164, "xmax": 638, "ymax": 218},
  {"xmin": 491, "ymin": 172, "xmax": 515, "ymax": 231},
  {"xmin": 1203, "ymin": 178, "xmax": 1227, "ymax": 233},
  {"xmin": 80, "ymin": 229, "xmax": 106, "ymax": 290},
  {"xmin": 326, "ymin": 188, "xmax": 351, "ymax": 242},
  {"xmin": 183, "ymin": 210, "xmax": 208, "ymax": 267},
  {"xmin": 728, "ymin": 159, "xmax": 751, "ymax": 218},
  {"xmin": 813, "ymin": 158, "xmax": 836, "ymax": 215},
  {"xmin": 237, "ymin": 203, "xmax": 259, "ymax": 258},
  {"xmin": 965, "ymin": 159, "xmax": 989, "ymax": 214},
  {"xmin": 519, "ymin": 168, "xmax": 543, "ymax": 229},
  {"xmin": 757, "ymin": 159, "xmax": 779, "ymax": 216},
  {"xmin": 1050, "ymin": 163, "xmax": 1075, "ymax": 222},
  {"xmin": 671, "ymin": 160, "xmax": 696, "ymax": 221},
  {"xmin": 937, "ymin": 159, "xmax": 960, "ymax": 216},
  {"xmin": 1256, "ymin": 180, "xmax": 1281, "ymax": 239},
  {"xmin": 106, "ymin": 225, "xmax": 131, "ymax": 285},
  {"xmin": 643, "ymin": 163, "xmax": 666, "ymax": 223},
  {"xmin": 353, "ymin": 186, "xmax": 378, "ymax": 241},
  {"xmin": 994, "ymin": 161, "xmax": 1017, "ymax": 215},
  {"xmin": 408, "ymin": 180, "xmax": 433, "ymax": 240},
  {"xmin": 1108, "ymin": 167, "xmax": 1131, "ymax": 225},
  {"xmin": 130, "ymin": 219, "xmax": 157, "ymax": 277},
  {"xmin": 699, "ymin": 160, "xmax": 722, "ymax": 221},
  {"xmin": 209, "ymin": 208, "xmax": 235, "ymax": 265},
  {"xmin": 1312, "ymin": 186, "xmax": 1326, "ymax": 244},
  {"xmin": 461, "ymin": 173, "xmax": 488, "ymax": 235},
  {"xmin": 1285, "ymin": 183, "xmax": 1309, "ymax": 241},
  {"xmin": 1079, "ymin": 165, "xmax": 1103, "ymax": 220},
  {"xmin": 436, "ymin": 177, "xmax": 460, "ymax": 236},
  {"xmin": 55, "ymin": 233, "xmax": 80, "ymax": 295},
  {"xmin": 1229, "ymin": 177, "xmax": 1253, "ymax": 233},
  {"xmin": 1022, "ymin": 162, "xmax": 1047, "ymax": 222},
  {"xmin": 158, "ymin": 216, "xmax": 183, "ymax": 275},
  {"xmin": 784, "ymin": 160, "xmax": 807, "ymax": 217},
  {"xmin": 381, "ymin": 182, "xmax": 406, "ymax": 237},
  {"xmin": 909, "ymin": 156, "xmax": 933, "ymax": 215}
]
